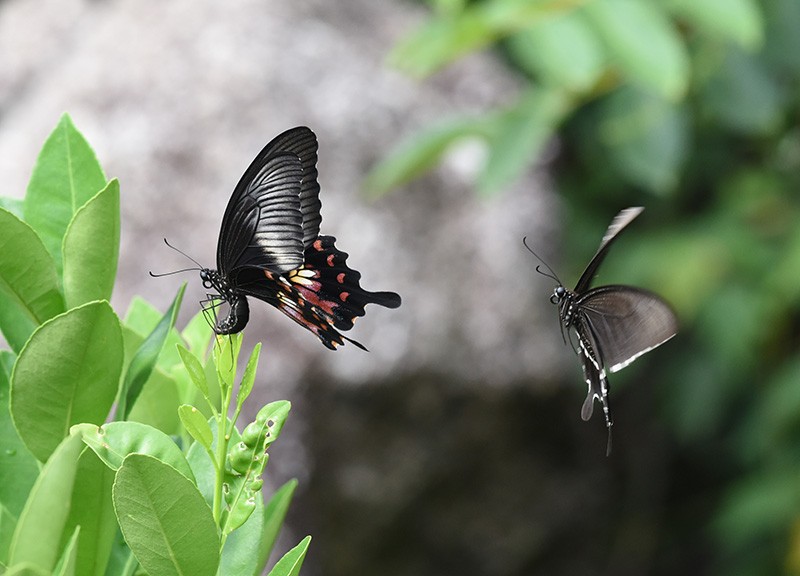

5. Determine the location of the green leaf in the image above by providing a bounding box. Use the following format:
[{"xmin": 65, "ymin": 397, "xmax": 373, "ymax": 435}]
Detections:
[
  {"xmin": 119, "ymin": 285, "xmax": 185, "ymax": 419},
  {"xmin": 4, "ymin": 562, "xmax": 51, "ymax": 575},
  {"xmin": 177, "ymin": 345, "xmax": 210, "ymax": 399},
  {"xmin": 235, "ymin": 343, "xmax": 261, "ymax": 414},
  {"xmin": 181, "ymin": 309, "xmax": 213, "ymax": 357},
  {"xmin": 668, "ymin": 0, "xmax": 763, "ymax": 49},
  {"xmin": 701, "ymin": 47, "xmax": 783, "ymax": 136},
  {"xmin": 126, "ymin": 368, "xmax": 181, "ymax": 436},
  {"xmin": 122, "ymin": 297, "xmax": 163, "ymax": 338},
  {"xmin": 363, "ymin": 117, "xmax": 487, "ymax": 197},
  {"xmin": 219, "ymin": 493, "xmax": 266, "ymax": 576},
  {"xmin": 72, "ymin": 421, "xmax": 195, "ymax": 482},
  {"xmin": 585, "ymin": 0, "xmax": 690, "ymax": 100},
  {"xmin": 507, "ymin": 10, "xmax": 605, "ymax": 92},
  {"xmin": 23, "ymin": 114, "xmax": 106, "ymax": 276},
  {"xmin": 60, "ymin": 448, "xmax": 115, "ymax": 576},
  {"xmin": 10, "ymin": 301, "xmax": 123, "ymax": 462},
  {"xmin": 0, "ymin": 209, "xmax": 65, "ymax": 352},
  {"xmin": 267, "ymin": 536, "xmax": 311, "ymax": 576},
  {"xmin": 113, "ymin": 454, "xmax": 219, "ymax": 576},
  {"xmin": 213, "ymin": 333, "xmax": 242, "ymax": 392},
  {"xmin": 52, "ymin": 526, "xmax": 79, "ymax": 576},
  {"xmin": 0, "ymin": 197, "xmax": 23, "ymax": 219},
  {"xmin": 186, "ymin": 416, "xmax": 242, "ymax": 508},
  {"xmin": 0, "ymin": 351, "xmax": 39, "ymax": 519},
  {"xmin": 596, "ymin": 87, "xmax": 689, "ymax": 193},
  {"xmin": 478, "ymin": 88, "xmax": 569, "ymax": 195},
  {"xmin": 0, "ymin": 503, "xmax": 18, "ymax": 564},
  {"xmin": 8, "ymin": 435, "xmax": 83, "ymax": 572},
  {"xmin": 178, "ymin": 405, "xmax": 213, "ymax": 452},
  {"xmin": 259, "ymin": 480, "xmax": 298, "ymax": 568},
  {"xmin": 62, "ymin": 180, "xmax": 120, "ymax": 308}
]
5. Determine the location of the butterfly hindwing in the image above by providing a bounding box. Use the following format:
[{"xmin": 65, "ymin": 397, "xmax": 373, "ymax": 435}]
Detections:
[
  {"xmin": 231, "ymin": 235, "xmax": 401, "ymax": 349},
  {"xmin": 577, "ymin": 285, "xmax": 678, "ymax": 373}
]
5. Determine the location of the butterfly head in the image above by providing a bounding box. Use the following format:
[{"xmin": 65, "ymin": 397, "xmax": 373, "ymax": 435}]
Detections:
[{"xmin": 551, "ymin": 285, "xmax": 566, "ymax": 305}]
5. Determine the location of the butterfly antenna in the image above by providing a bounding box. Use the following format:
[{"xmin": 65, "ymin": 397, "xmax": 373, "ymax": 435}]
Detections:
[
  {"xmin": 522, "ymin": 237, "xmax": 562, "ymax": 285},
  {"xmin": 149, "ymin": 238, "xmax": 206, "ymax": 277},
  {"xmin": 163, "ymin": 237, "xmax": 205, "ymax": 268}
]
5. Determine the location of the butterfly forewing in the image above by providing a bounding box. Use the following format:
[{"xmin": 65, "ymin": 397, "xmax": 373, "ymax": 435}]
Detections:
[
  {"xmin": 575, "ymin": 207, "xmax": 644, "ymax": 293},
  {"xmin": 577, "ymin": 285, "xmax": 677, "ymax": 372},
  {"xmin": 218, "ymin": 152, "xmax": 305, "ymax": 275}
]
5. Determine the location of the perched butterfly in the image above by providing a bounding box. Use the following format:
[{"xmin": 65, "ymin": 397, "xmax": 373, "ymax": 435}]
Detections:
[
  {"xmin": 525, "ymin": 207, "xmax": 678, "ymax": 454},
  {"xmin": 196, "ymin": 126, "xmax": 401, "ymax": 350}
]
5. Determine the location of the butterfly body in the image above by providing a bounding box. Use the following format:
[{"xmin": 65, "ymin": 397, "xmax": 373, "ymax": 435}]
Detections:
[
  {"xmin": 541, "ymin": 207, "xmax": 678, "ymax": 454},
  {"xmin": 202, "ymin": 127, "xmax": 400, "ymax": 348}
]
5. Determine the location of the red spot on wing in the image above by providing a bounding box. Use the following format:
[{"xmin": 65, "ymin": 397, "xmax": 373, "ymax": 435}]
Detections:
[
  {"xmin": 337, "ymin": 273, "xmax": 346, "ymax": 284},
  {"xmin": 340, "ymin": 292, "xmax": 350, "ymax": 302}
]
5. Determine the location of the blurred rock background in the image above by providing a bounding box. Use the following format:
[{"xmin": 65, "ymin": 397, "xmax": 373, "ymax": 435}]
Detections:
[{"xmin": 4, "ymin": 0, "xmax": 800, "ymax": 575}]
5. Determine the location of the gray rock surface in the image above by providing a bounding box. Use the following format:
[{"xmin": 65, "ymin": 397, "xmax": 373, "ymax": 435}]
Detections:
[{"xmin": 0, "ymin": 1, "xmax": 580, "ymax": 574}]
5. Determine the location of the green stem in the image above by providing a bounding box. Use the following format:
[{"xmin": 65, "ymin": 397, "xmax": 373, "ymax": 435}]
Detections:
[{"xmin": 212, "ymin": 385, "xmax": 233, "ymax": 524}]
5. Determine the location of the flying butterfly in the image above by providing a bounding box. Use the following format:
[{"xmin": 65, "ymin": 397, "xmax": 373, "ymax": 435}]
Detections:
[
  {"xmin": 176, "ymin": 126, "xmax": 401, "ymax": 349},
  {"xmin": 524, "ymin": 207, "xmax": 678, "ymax": 455}
]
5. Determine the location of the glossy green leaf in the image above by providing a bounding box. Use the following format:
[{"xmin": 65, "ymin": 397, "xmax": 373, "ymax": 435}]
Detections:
[
  {"xmin": 23, "ymin": 114, "xmax": 106, "ymax": 276},
  {"xmin": 596, "ymin": 87, "xmax": 689, "ymax": 193},
  {"xmin": 668, "ymin": 0, "xmax": 763, "ymax": 49},
  {"xmin": 478, "ymin": 88, "xmax": 568, "ymax": 195},
  {"xmin": 235, "ymin": 343, "xmax": 261, "ymax": 414},
  {"xmin": 178, "ymin": 405, "xmax": 213, "ymax": 452},
  {"xmin": 72, "ymin": 421, "xmax": 194, "ymax": 482},
  {"xmin": 507, "ymin": 10, "xmax": 605, "ymax": 92},
  {"xmin": 52, "ymin": 526, "xmax": 79, "ymax": 576},
  {"xmin": 254, "ymin": 401, "xmax": 291, "ymax": 449},
  {"xmin": 62, "ymin": 180, "xmax": 120, "ymax": 308},
  {"xmin": 0, "ymin": 209, "xmax": 64, "ymax": 352},
  {"xmin": 113, "ymin": 454, "xmax": 219, "ymax": 576},
  {"xmin": 119, "ymin": 285, "xmax": 185, "ymax": 419},
  {"xmin": 0, "ymin": 351, "xmax": 38, "ymax": 519},
  {"xmin": 363, "ymin": 118, "xmax": 487, "ymax": 197},
  {"xmin": 10, "ymin": 301, "xmax": 123, "ymax": 461},
  {"xmin": 267, "ymin": 536, "xmax": 311, "ymax": 576},
  {"xmin": 8, "ymin": 435, "xmax": 83, "ymax": 571},
  {"xmin": 61, "ymin": 448, "xmax": 115, "ymax": 576},
  {"xmin": 585, "ymin": 0, "xmax": 690, "ymax": 100}
]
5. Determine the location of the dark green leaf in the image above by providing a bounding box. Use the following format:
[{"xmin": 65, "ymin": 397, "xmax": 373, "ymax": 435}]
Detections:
[
  {"xmin": 113, "ymin": 454, "xmax": 219, "ymax": 576},
  {"xmin": 10, "ymin": 301, "xmax": 123, "ymax": 461}
]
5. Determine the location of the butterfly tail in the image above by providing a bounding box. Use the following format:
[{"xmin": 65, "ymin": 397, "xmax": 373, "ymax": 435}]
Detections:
[{"xmin": 579, "ymin": 348, "xmax": 614, "ymax": 455}]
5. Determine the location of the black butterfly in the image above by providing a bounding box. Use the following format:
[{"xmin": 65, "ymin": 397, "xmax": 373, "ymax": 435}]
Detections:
[
  {"xmin": 197, "ymin": 126, "xmax": 401, "ymax": 350},
  {"xmin": 526, "ymin": 207, "xmax": 677, "ymax": 454}
]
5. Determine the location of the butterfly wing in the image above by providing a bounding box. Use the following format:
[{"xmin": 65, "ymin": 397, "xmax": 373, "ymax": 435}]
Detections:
[
  {"xmin": 574, "ymin": 207, "xmax": 644, "ymax": 293},
  {"xmin": 232, "ymin": 235, "xmax": 402, "ymax": 349},
  {"xmin": 576, "ymin": 285, "xmax": 678, "ymax": 373},
  {"xmin": 217, "ymin": 151, "xmax": 305, "ymax": 275}
]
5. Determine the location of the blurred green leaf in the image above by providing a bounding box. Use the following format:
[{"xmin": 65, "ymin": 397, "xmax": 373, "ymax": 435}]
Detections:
[
  {"xmin": 62, "ymin": 180, "xmax": 120, "ymax": 308},
  {"xmin": 127, "ymin": 368, "xmax": 181, "ymax": 436},
  {"xmin": 701, "ymin": 46, "xmax": 784, "ymax": 136},
  {"xmin": 669, "ymin": 0, "xmax": 762, "ymax": 49},
  {"xmin": 364, "ymin": 118, "xmax": 488, "ymax": 197},
  {"xmin": 113, "ymin": 454, "xmax": 219, "ymax": 576},
  {"xmin": 0, "ymin": 197, "xmax": 23, "ymax": 219},
  {"xmin": 259, "ymin": 480, "xmax": 298, "ymax": 569},
  {"xmin": 23, "ymin": 114, "xmax": 106, "ymax": 276},
  {"xmin": 52, "ymin": 526, "xmax": 79, "ymax": 576},
  {"xmin": 8, "ymin": 435, "xmax": 83, "ymax": 572},
  {"xmin": 478, "ymin": 87, "xmax": 569, "ymax": 195},
  {"xmin": 507, "ymin": 9, "xmax": 605, "ymax": 92},
  {"xmin": 0, "ymin": 502, "xmax": 17, "ymax": 563},
  {"xmin": 0, "ymin": 209, "xmax": 65, "ymax": 353},
  {"xmin": 585, "ymin": 0, "xmax": 690, "ymax": 99},
  {"xmin": 10, "ymin": 301, "xmax": 123, "ymax": 462},
  {"xmin": 596, "ymin": 87, "xmax": 689, "ymax": 193}
]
